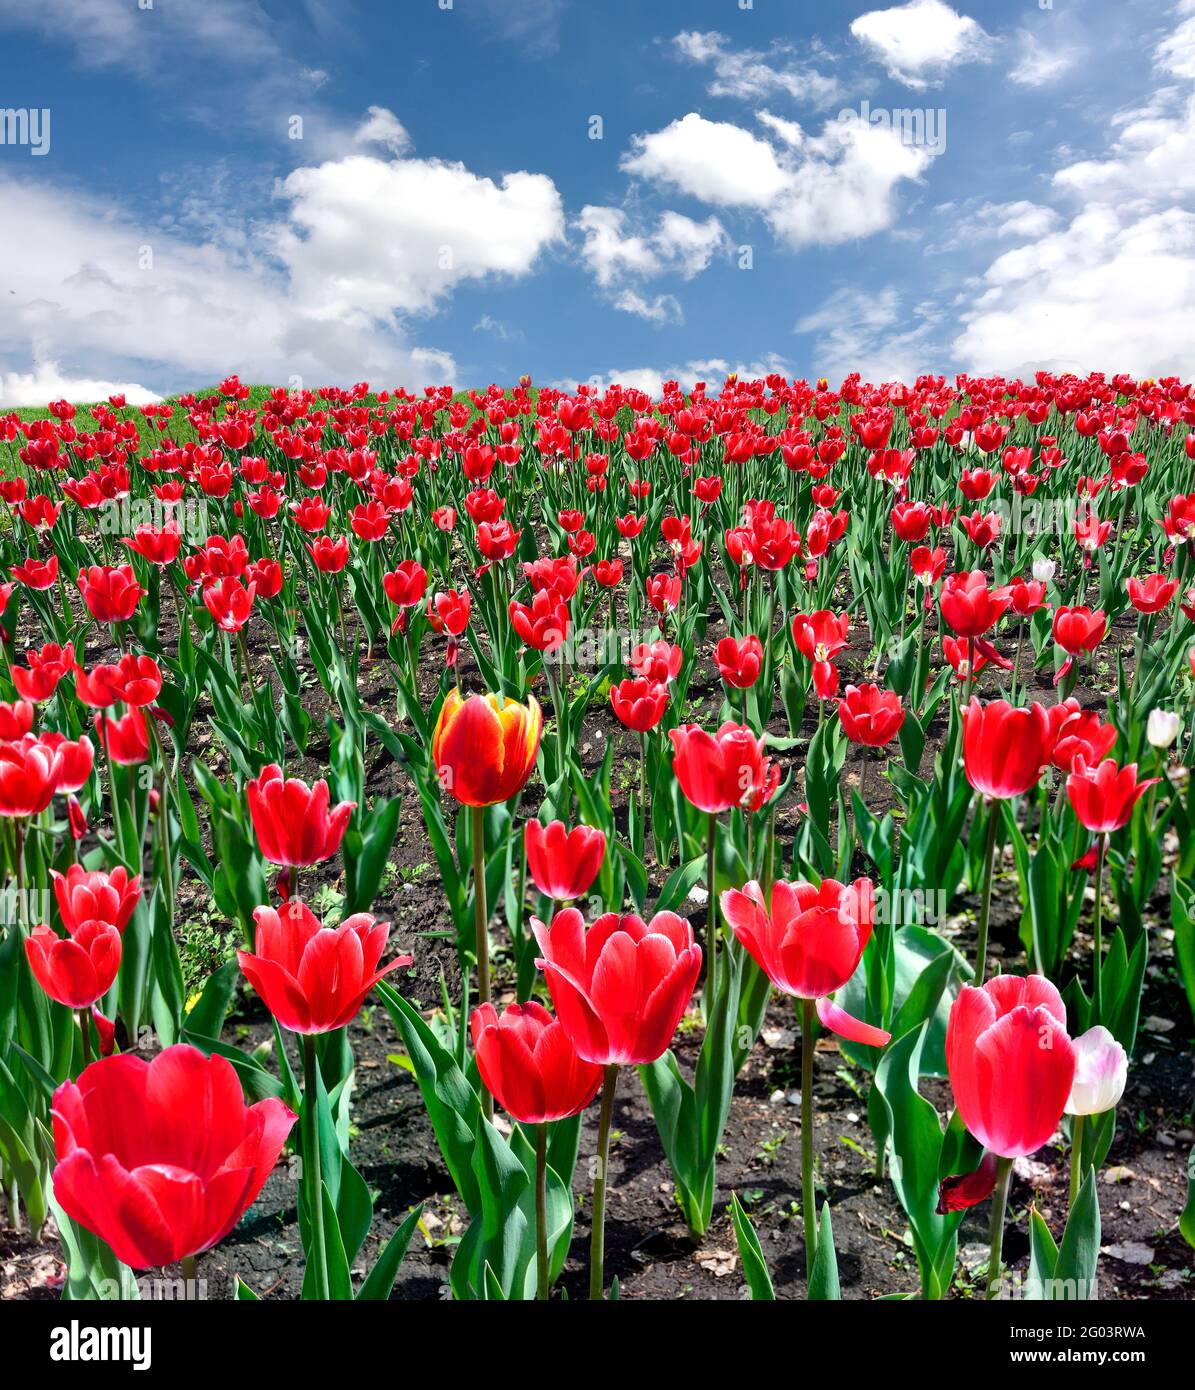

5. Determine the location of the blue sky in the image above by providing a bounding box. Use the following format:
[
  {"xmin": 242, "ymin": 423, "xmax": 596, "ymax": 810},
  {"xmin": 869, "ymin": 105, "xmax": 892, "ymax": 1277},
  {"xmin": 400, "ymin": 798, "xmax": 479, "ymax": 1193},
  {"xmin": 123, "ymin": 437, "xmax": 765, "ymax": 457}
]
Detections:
[{"xmin": 1, "ymin": 0, "xmax": 1193, "ymax": 403}]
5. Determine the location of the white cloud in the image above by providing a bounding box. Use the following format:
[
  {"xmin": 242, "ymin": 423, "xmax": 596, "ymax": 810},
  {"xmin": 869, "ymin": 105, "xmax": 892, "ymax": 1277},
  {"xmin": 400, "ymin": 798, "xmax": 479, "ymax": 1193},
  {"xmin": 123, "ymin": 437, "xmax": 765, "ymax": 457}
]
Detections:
[
  {"xmin": 671, "ymin": 30, "xmax": 841, "ymax": 108},
  {"xmin": 850, "ymin": 0, "xmax": 990, "ymax": 89},
  {"xmin": 955, "ymin": 206, "xmax": 1195, "ymax": 377},
  {"xmin": 796, "ymin": 286, "xmax": 942, "ymax": 385},
  {"xmin": 756, "ymin": 110, "xmax": 805, "ymax": 148},
  {"xmin": 353, "ymin": 107, "xmax": 412, "ymax": 156},
  {"xmin": 620, "ymin": 111, "xmax": 929, "ymax": 251},
  {"xmin": 0, "ymin": 172, "xmax": 454, "ymax": 394},
  {"xmin": 928, "ymin": 199, "xmax": 1061, "ymax": 253},
  {"xmin": 1009, "ymin": 25, "xmax": 1081, "ymax": 88},
  {"xmin": 621, "ymin": 113, "xmax": 790, "ymax": 208},
  {"xmin": 0, "ymin": 361, "xmax": 161, "ymax": 409},
  {"xmin": 1158, "ymin": 5, "xmax": 1195, "ymax": 80},
  {"xmin": 574, "ymin": 207, "xmax": 727, "ymax": 322},
  {"xmin": 1052, "ymin": 91, "xmax": 1195, "ymax": 202},
  {"xmin": 275, "ymin": 153, "xmax": 565, "ymax": 319}
]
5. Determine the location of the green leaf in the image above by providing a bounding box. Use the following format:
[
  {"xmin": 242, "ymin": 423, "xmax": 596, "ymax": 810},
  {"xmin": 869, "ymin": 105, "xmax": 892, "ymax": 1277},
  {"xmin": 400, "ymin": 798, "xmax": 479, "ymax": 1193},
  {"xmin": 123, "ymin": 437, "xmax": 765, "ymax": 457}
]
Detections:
[
  {"xmin": 1181, "ymin": 1146, "xmax": 1195, "ymax": 1251},
  {"xmin": 808, "ymin": 1202, "xmax": 840, "ymax": 1300},
  {"xmin": 356, "ymin": 1203, "xmax": 425, "ymax": 1301},
  {"xmin": 728, "ymin": 1193, "xmax": 775, "ymax": 1300},
  {"xmin": 1051, "ymin": 1166, "xmax": 1101, "ymax": 1300}
]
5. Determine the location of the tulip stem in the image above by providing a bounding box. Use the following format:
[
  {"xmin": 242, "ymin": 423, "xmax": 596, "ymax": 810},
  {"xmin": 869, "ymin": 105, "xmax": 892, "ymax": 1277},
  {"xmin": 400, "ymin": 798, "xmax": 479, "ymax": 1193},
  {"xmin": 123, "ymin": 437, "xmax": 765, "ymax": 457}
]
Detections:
[
  {"xmin": 974, "ymin": 802, "xmax": 1000, "ymax": 986},
  {"xmin": 986, "ymin": 1156, "xmax": 1014, "ymax": 1299},
  {"xmin": 589, "ymin": 1063, "xmax": 619, "ymax": 1301},
  {"xmin": 181, "ymin": 1253, "xmax": 197, "ymax": 1300},
  {"xmin": 535, "ymin": 1124, "xmax": 550, "ymax": 1301},
  {"xmin": 799, "ymin": 998, "xmax": 818, "ymax": 1279},
  {"xmin": 301, "ymin": 1033, "xmax": 331, "ymax": 1301},
  {"xmin": 471, "ymin": 804, "xmax": 493, "ymax": 1122},
  {"xmin": 1069, "ymin": 1113, "xmax": 1085, "ymax": 1208},
  {"xmin": 1093, "ymin": 835, "xmax": 1106, "ymax": 1024},
  {"xmin": 78, "ymin": 1008, "xmax": 92, "ymax": 1069},
  {"xmin": 705, "ymin": 813, "xmax": 718, "ymax": 1019}
]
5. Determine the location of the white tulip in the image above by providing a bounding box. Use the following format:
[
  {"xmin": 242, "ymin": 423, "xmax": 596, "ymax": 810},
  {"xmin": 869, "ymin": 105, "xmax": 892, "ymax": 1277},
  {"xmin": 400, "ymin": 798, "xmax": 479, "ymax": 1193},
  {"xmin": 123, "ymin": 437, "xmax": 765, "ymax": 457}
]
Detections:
[
  {"xmin": 1065, "ymin": 1025, "xmax": 1128, "ymax": 1116},
  {"xmin": 1032, "ymin": 556, "xmax": 1056, "ymax": 583},
  {"xmin": 1147, "ymin": 709, "xmax": 1181, "ymax": 749}
]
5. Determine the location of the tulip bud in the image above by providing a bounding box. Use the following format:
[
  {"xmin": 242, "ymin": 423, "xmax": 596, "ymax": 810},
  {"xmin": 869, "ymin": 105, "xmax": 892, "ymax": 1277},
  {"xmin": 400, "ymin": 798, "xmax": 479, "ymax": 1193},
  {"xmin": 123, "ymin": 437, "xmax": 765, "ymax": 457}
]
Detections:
[
  {"xmin": 1031, "ymin": 556, "xmax": 1056, "ymax": 583},
  {"xmin": 1065, "ymin": 1025, "xmax": 1128, "ymax": 1117},
  {"xmin": 1147, "ymin": 708, "xmax": 1181, "ymax": 749}
]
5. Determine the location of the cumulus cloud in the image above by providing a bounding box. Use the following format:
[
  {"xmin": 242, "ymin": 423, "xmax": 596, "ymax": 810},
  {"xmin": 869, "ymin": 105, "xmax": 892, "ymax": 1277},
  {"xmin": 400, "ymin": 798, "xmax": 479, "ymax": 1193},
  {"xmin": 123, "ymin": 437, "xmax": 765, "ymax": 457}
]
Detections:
[
  {"xmin": 559, "ymin": 354, "xmax": 793, "ymax": 400},
  {"xmin": 620, "ymin": 111, "xmax": 930, "ymax": 252},
  {"xmin": 0, "ymin": 170, "xmax": 457, "ymax": 395},
  {"xmin": 274, "ymin": 151, "xmax": 565, "ymax": 319},
  {"xmin": 0, "ymin": 361, "xmax": 161, "ymax": 409},
  {"xmin": 850, "ymin": 0, "xmax": 990, "ymax": 89},
  {"xmin": 954, "ymin": 206, "xmax": 1195, "ymax": 377}
]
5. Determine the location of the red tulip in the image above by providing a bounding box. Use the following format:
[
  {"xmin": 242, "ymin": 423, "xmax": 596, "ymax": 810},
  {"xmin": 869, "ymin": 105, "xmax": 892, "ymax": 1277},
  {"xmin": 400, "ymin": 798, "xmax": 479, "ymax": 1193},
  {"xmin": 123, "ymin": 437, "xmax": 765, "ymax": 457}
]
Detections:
[
  {"xmin": 94, "ymin": 708, "xmax": 150, "ymax": 766},
  {"xmin": 791, "ymin": 609, "xmax": 849, "ymax": 663},
  {"xmin": 238, "ymin": 901, "xmax": 411, "ymax": 1034},
  {"xmin": 940, "ymin": 571, "xmax": 1011, "ymax": 639},
  {"xmin": 51, "ymin": 1046, "xmax": 295, "ymax": 1268},
  {"xmin": 203, "ymin": 576, "xmax": 256, "ymax": 633},
  {"xmin": 963, "ymin": 699, "xmax": 1053, "ymax": 798},
  {"xmin": 383, "ymin": 561, "xmax": 428, "ymax": 610},
  {"xmin": 13, "ymin": 642, "xmax": 75, "ymax": 702},
  {"xmin": 670, "ymin": 722, "xmax": 779, "ymax": 813},
  {"xmin": 946, "ymin": 975, "xmax": 1075, "ymax": 1158},
  {"xmin": 524, "ymin": 819, "xmax": 606, "ymax": 901},
  {"xmin": 532, "ymin": 908, "xmax": 701, "ymax": 1065},
  {"xmin": 77, "ymin": 564, "xmax": 145, "ymax": 624},
  {"xmin": 720, "ymin": 878, "xmax": 890, "ymax": 1044},
  {"xmin": 609, "ymin": 676, "xmax": 669, "ymax": 732},
  {"xmin": 0, "ymin": 698, "xmax": 34, "ymax": 741},
  {"xmin": 0, "ymin": 735, "xmax": 65, "ymax": 816},
  {"xmin": 509, "ymin": 588, "xmax": 570, "ymax": 653},
  {"xmin": 53, "ymin": 865, "xmax": 141, "ymax": 935},
  {"xmin": 629, "ymin": 640, "xmax": 682, "ymax": 684},
  {"xmin": 470, "ymin": 1001, "xmax": 603, "ymax": 1123},
  {"xmin": 26, "ymin": 919, "xmax": 122, "ymax": 1008},
  {"xmin": 714, "ymin": 635, "xmax": 763, "ymax": 689},
  {"xmin": 1066, "ymin": 757, "xmax": 1159, "ymax": 833},
  {"xmin": 1050, "ymin": 704, "xmax": 1117, "ymax": 772},
  {"xmin": 247, "ymin": 764, "xmax": 356, "ymax": 866},
  {"xmin": 1126, "ymin": 573, "xmax": 1178, "ymax": 614},
  {"xmin": 1052, "ymin": 605, "xmax": 1106, "ymax": 655},
  {"xmin": 837, "ymin": 683, "xmax": 904, "ymax": 747}
]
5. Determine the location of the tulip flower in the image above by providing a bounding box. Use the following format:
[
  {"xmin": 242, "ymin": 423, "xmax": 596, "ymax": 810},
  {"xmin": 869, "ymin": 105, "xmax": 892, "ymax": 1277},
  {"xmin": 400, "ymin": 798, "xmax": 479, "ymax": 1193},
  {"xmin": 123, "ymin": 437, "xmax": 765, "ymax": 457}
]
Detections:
[
  {"xmin": 947, "ymin": 975, "xmax": 1076, "ymax": 1295},
  {"xmin": 963, "ymin": 698, "xmax": 1053, "ymax": 983},
  {"xmin": 94, "ymin": 708, "xmax": 150, "ymax": 766},
  {"xmin": 52, "ymin": 864, "xmax": 141, "ymax": 935},
  {"xmin": 0, "ymin": 734, "xmax": 65, "ymax": 817},
  {"xmin": 533, "ymin": 907, "xmax": 700, "ymax": 1299},
  {"xmin": 1067, "ymin": 756, "xmax": 1158, "ymax": 835},
  {"xmin": 940, "ymin": 570, "xmax": 1011, "ymax": 640},
  {"xmin": 721, "ymin": 876, "xmax": 888, "ymax": 1274},
  {"xmin": 609, "ymin": 676, "xmax": 668, "ymax": 732},
  {"xmin": 524, "ymin": 819, "xmax": 605, "ymax": 903},
  {"xmin": 433, "ymin": 689, "xmax": 542, "ymax": 1055},
  {"xmin": 471, "ymin": 999, "xmax": 603, "ymax": 1300},
  {"xmin": 238, "ymin": 901, "xmax": 412, "ymax": 1034},
  {"xmin": 670, "ymin": 721, "xmax": 778, "ymax": 1009},
  {"xmin": 26, "ymin": 919, "xmax": 122, "ymax": 1013},
  {"xmin": 51, "ymin": 1046, "xmax": 295, "ymax": 1271},
  {"xmin": 246, "ymin": 764, "xmax": 356, "ymax": 872},
  {"xmin": 77, "ymin": 563, "xmax": 146, "ymax": 624},
  {"xmin": 1147, "ymin": 709, "xmax": 1181, "ymax": 749},
  {"xmin": 1065, "ymin": 1024, "xmax": 1128, "ymax": 1204},
  {"xmin": 837, "ymin": 683, "xmax": 904, "ymax": 748},
  {"xmin": 715, "ymin": 634, "xmax": 763, "ymax": 691}
]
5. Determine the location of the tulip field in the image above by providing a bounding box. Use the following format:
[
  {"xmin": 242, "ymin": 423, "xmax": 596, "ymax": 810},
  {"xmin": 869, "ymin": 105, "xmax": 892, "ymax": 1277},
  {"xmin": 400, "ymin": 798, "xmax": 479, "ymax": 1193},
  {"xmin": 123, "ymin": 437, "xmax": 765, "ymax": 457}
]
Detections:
[{"xmin": 1, "ymin": 370, "xmax": 1194, "ymax": 1309}]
